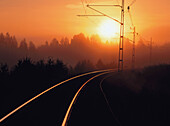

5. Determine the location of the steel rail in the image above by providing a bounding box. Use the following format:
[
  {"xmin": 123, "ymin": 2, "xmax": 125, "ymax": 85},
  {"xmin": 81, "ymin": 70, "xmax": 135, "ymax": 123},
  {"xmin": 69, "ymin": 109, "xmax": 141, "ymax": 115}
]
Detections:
[
  {"xmin": 0, "ymin": 69, "xmax": 113, "ymax": 123},
  {"xmin": 99, "ymin": 75, "xmax": 122, "ymax": 126},
  {"xmin": 62, "ymin": 70, "xmax": 116, "ymax": 126}
]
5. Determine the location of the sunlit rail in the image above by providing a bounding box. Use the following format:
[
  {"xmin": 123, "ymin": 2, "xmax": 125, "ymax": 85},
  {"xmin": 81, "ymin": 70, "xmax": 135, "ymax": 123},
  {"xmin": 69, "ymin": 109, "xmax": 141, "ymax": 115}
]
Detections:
[
  {"xmin": 0, "ymin": 69, "xmax": 113, "ymax": 123},
  {"xmin": 99, "ymin": 74, "xmax": 122, "ymax": 126},
  {"xmin": 62, "ymin": 70, "xmax": 116, "ymax": 126}
]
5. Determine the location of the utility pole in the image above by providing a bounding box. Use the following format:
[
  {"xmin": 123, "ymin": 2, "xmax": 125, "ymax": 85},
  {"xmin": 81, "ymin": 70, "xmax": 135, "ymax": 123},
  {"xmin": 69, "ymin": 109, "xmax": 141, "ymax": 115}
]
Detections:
[
  {"xmin": 118, "ymin": 0, "xmax": 125, "ymax": 72},
  {"xmin": 127, "ymin": 1, "xmax": 136, "ymax": 71},
  {"xmin": 131, "ymin": 26, "xmax": 136, "ymax": 70},
  {"xmin": 78, "ymin": 0, "xmax": 125, "ymax": 72}
]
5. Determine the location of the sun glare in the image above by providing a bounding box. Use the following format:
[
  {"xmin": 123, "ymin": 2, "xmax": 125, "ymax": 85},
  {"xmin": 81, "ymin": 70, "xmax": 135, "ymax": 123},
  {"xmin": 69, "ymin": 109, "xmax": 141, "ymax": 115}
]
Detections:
[{"xmin": 98, "ymin": 20, "xmax": 119, "ymax": 39}]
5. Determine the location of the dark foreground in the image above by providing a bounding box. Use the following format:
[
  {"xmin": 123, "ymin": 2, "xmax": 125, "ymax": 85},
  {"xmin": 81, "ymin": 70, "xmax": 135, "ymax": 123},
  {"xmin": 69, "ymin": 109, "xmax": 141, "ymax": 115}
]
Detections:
[{"xmin": 1, "ymin": 65, "xmax": 170, "ymax": 126}]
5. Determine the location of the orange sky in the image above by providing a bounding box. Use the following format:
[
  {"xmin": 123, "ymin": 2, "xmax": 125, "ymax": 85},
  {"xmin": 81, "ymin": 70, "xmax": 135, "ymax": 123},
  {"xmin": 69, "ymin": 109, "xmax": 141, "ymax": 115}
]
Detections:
[{"xmin": 0, "ymin": 0, "xmax": 170, "ymax": 45}]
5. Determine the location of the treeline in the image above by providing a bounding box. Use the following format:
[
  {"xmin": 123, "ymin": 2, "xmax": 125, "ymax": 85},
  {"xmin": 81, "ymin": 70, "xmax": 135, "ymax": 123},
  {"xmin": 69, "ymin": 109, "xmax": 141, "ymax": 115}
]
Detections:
[
  {"xmin": 0, "ymin": 32, "xmax": 117, "ymax": 68},
  {"xmin": 0, "ymin": 57, "xmax": 115, "ymax": 103},
  {"xmin": 1, "ymin": 32, "xmax": 170, "ymax": 69},
  {"xmin": 0, "ymin": 57, "xmax": 115, "ymax": 95}
]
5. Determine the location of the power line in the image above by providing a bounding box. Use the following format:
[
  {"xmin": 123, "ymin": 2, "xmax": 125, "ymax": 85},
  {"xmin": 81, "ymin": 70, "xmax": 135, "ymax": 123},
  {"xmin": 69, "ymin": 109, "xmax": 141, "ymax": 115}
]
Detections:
[
  {"xmin": 78, "ymin": 0, "xmax": 126, "ymax": 72},
  {"xmin": 80, "ymin": 0, "xmax": 105, "ymax": 29},
  {"xmin": 127, "ymin": 2, "xmax": 137, "ymax": 71},
  {"xmin": 81, "ymin": 5, "xmax": 122, "ymax": 24},
  {"xmin": 129, "ymin": 0, "xmax": 136, "ymax": 6},
  {"xmin": 135, "ymin": 33, "xmax": 153, "ymax": 66},
  {"xmin": 116, "ymin": 0, "xmax": 120, "ymax": 4},
  {"xmin": 81, "ymin": 0, "xmax": 87, "ymax": 14},
  {"xmin": 118, "ymin": 0, "xmax": 125, "ymax": 72},
  {"xmin": 128, "ymin": 11, "xmax": 134, "ymax": 27},
  {"xmin": 84, "ymin": 0, "xmax": 88, "ymax": 4}
]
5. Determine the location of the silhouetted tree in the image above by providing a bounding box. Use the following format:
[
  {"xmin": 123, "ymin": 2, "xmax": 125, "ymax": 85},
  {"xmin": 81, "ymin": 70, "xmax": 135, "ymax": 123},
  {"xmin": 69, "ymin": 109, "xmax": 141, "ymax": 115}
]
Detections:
[
  {"xmin": 50, "ymin": 38, "xmax": 59, "ymax": 47},
  {"xmin": 96, "ymin": 59, "xmax": 105, "ymax": 69},
  {"xmin": 0, "ymin": 63, "xmax": 9, "ymax": 83},
  {"xmin": 29, "ymin": 41, "xmax": 36, "ymax": 51},
  {"xmin": 71, "ymin": 33, "xmax": 89, "ymax": 47},
  {"xmin": 36, "ymin": 59, "xmax": 45, "ymax": 68},
  {"xmin": 12, "ymin": 57, "xmax": 35, "ymax": 77},
  {"xmin": 105, "ymin": 61, "xmax": 117, "ymax": 69},
  {"xmin": 19, "ymin": 39, "xmax": 28, "ymax": 51},
  {"xmin": 0, "ymin": 33, "xmax": 5, "ymax": 46},
  {"xmin": 47, "ymin": 57, "xmax": 54, "ymax": 66},
  {"xmin": 11, "ymin": 36, "xmax": 18, "ymax": 48},
  {"xmin": 5, "ymin": 32, "xmax": 11, "ymax": 47},
  {"xmin": 0, "ymin": 63, "xmax": 9, "ymax": 74},
  {"xmin": 74, "ymin": 60, "xmax": 95, "ymax": 74},
  {"xmin": 45, "ymin": 41, "xmax": 49, "ymax": 46},
  {"xmin": 60, "ymin": 37, "xmax": 69, "ymax": 46}
]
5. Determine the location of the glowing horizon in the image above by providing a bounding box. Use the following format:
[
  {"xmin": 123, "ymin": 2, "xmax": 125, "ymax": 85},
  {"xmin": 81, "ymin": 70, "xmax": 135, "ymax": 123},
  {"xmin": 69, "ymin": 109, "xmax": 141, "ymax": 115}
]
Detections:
[{"xmin": 0, "ymin": 0, "xmax": 169, "ymax": 45}]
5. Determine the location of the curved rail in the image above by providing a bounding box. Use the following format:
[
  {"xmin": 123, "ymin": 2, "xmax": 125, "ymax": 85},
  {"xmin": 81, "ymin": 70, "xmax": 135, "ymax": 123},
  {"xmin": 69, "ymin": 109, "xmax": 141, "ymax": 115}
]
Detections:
[
  {"xmin": 99, "ymin": 75, "xmax": 122, "ymax": 126},
  {"xmin": 0, "ymin": 69, "xmax": 114, "ymax": 123},
  {"xmin": 62, "ymin": 70, "xmax": 116, "ymax": 126}
]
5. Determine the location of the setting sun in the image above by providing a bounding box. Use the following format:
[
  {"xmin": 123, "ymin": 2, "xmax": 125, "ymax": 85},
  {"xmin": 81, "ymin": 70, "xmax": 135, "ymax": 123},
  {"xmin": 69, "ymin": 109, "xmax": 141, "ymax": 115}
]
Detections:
[{"xmin": 98, "ymin": 20, "xmax": 120, "ymax": 39}]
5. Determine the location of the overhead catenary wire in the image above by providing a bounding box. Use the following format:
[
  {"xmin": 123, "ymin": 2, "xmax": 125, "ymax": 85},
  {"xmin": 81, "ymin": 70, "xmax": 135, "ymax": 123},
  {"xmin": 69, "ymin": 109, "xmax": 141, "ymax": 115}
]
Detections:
[
  {"xmin": 80, "ymin": 0, "xmax": 136, "ymax": 43},
  {"xmin": 128, "ymin": 10, "xmax": 134, "ymax": 27},
  {"xmin": 116, "ymin": 0, "xmax": 120, "ymax": 5},
  {"xmin": 127, "ymin": 0, "xmax": 137, "ymax": 26},
  {"xmin": 77, "ymin": 0, "xmax": 127, "ymax": 71},
  {"xmin": 80, "ymin": 0, "xmax": 101, "ymax": 27},
  {"xmin": 84, "ymin": 0, "xmax": 88, "ymax": 4},
  {"xmin": 129, "ymin": 0, "xmax": 136, "ymax": 6},
  {"xmin": 137, "ymin": 33, "xmax": 153, "ymax": 65},
  {"xmin": 127, "ymin": 1, "xmax": 137, "ymax": 70},
  {"xmin": 88, "ymin": 0, "xmax": 93, "ymax": 4},
  {"xmin": 85, "ymin": 5, "xmax": 122, "ymax": 24},
  {"xmin": 137, "ymin": 33, "xmax": 150, "ymax": 43},
  {"xmin": 81, "ymin": 0, "xmax": 87, "ymax": 14}
]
